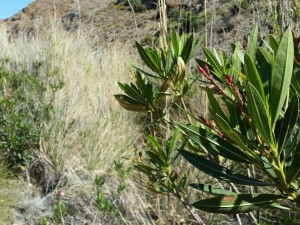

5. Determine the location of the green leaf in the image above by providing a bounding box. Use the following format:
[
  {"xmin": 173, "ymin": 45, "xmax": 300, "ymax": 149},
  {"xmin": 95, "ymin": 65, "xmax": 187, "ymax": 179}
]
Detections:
[
  {"xmin": 246, "ymin": 83, "xmax": 273, "ymax": 145},
  {"xmin": 134, "ymin": 164, "xmax": 157, "ymax": 176},
  {"xmin": 267, "ymin": 203, "xmax": 292, "ymax": 211},
  {"xmin": 283, "ymin": 129, "xmax": 300, "ymax": 163},
  {"xmin": 188, "ymin": 35, "xmax": 203, "ymax": 63},
  {"xmin": 257, "ymin": 47, "xmax": 273, "ymax": 66},
  {"xmin": 136, "ymin": 42, "xmax": 161, "ymax": 75},
  {"xmin": 269, "ymin": 35, "xmax": 279, "ymax": 55},
  {"xmin": 195, "ymin": 58, "xmax": 222, "ymax": 82},
  {"xmin": 132, "ymin": 65, "xmax": 161, "ymax": 79},
  {"xmin": 286, "ymin": 149, "xmax": 300, "ymax": 184},
  {"xmin": 261, "ymin": 156, "xmax": 276, "ymax": 178},
  {"xmin": 214, "ymin": 114, "xmax": 258, "ymax": 160},
  {"xmin": 224, "ymin": 99, "xmax": 240, "ymax": 129},
  {"xmin": 147, "ymin": 135, "xmax": 167, "ymax": 162},
  {"xmin": 177, "ymin": 123, "xmax": 252, "ymax": 163},
  {"xmin": 180, "ymin": 150, "xmax": 270, "ymax": 186},
  {"xmin": 171, "ymin": 28, "xmax": 179, "ymax": 57},
  {"xmin": 278, "ymin": 95, "xmax": 299, "ymax": 154},
  {"xmin": 135, "ymin": 72, "xmax": 147, "ymax": 97},
  {"xmin": 260, "ymin": 62, "xmax": 273, "ymax": 104},
  {"xmin": 165, "ymin": 47, "xmax": 173, "ymax": 75},
  {"xmin": 189, "ymin": 183, "xmax": 236, "ymax": 196},
  {"xmin": 146, "ymin": 151, "xmax": 166, "ymax": 167},
  {"xmin": 231, "ymin": 43, "xmax": 242, "ymax": 79},
  {"xmin": 291, "ymin": 71, "xmax": 300, "ymax": 96},
  {"xmin": 246, "ymin": 25, "xmax": 258, "ymax": 59},
  {"xmin": 166, "ymin": 128, "xmax": 180, "ymax": 161},
  {"xmin": 192, "ymin": 193, "xmax": 285, "ymax": 214},
  {"xmin": 203, "ymin": 48, "xmax": 223, "ymax": 79},
  {"xmin": 244, "ymin": 53, "xmax": 266, "ymax": 102},
  {"xmin": 206, "ymin": 87, "xmax": 228, "ymax": 123},
  {"xmin": 270, "ymin": 28, "xmax": 294, "ymax": 129},
  {"xmin": 181, "ymin": 35, "xmax": 193, "ymax": 63},
  {"xmin": 118, "ymin": 83, "xmax": 145, "ymax": 103}
]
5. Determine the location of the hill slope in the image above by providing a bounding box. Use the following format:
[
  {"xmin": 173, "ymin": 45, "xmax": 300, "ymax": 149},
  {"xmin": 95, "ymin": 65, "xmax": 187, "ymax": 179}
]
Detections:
[{"xmin": 0, "ymin": 0, "xmax": 158, "ymax": 45}]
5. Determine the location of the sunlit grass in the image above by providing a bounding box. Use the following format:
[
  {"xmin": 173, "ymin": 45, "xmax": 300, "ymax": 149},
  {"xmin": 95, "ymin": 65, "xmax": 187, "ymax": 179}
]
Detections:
[{"xmin": 0, "ymin": 21, "xmax": 157, "ymax": 224}]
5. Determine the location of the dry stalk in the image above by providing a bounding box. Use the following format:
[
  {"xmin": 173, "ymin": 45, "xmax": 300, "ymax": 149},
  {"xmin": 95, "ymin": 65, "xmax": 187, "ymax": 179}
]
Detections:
[{"xmin": 127, "ymin": 0, "xmax": 140, "ymax": 41}]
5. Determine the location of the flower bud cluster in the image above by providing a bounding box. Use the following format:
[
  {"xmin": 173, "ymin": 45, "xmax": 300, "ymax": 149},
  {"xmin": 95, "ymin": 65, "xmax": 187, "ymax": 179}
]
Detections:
[{"xmin": 199, "ymin": 115, "xmax": 224, "ymax": 138}]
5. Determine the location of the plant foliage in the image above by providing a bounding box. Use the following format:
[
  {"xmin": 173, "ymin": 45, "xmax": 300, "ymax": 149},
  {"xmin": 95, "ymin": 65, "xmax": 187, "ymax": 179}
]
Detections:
[{"xmin": 115, "ymin": 26, "xmax": 300, "ymax": 223}]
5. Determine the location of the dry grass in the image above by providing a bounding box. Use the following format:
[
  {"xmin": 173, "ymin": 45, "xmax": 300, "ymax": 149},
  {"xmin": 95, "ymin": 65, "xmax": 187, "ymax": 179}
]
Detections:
[{"xmin": 0, "ymin": 20, "xmax": 159, "ymax": 224}]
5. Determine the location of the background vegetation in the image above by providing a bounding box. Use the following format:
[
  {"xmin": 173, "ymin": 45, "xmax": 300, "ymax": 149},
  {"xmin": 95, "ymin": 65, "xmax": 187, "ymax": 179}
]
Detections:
[{"xmin": 0, "ymin": 0, "xmax": 299, "ymax": 224}]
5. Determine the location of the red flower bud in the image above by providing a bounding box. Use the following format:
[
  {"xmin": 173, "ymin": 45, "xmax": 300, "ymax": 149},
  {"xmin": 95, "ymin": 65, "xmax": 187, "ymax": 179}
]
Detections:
[
  {"xmin": 198, "ymin": 66, "xmax": 206, "ymax": 75},
  {"xmin": 225, "ymin": 75, "xmax": 233, "ymax": 86},
  {"xmin": 199, "ymin": 116, "xmax": 209, "ymax": 126}
]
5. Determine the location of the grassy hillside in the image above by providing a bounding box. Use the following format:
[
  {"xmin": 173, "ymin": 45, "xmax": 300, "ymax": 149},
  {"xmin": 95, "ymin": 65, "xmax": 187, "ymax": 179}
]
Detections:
[
  {"xmin": 0, "ymin": 20, "xmax": 157, "ymax": 224},
  {"xmin": 0, "ymin": 0, "xmax": 299, "ymax": 224}
]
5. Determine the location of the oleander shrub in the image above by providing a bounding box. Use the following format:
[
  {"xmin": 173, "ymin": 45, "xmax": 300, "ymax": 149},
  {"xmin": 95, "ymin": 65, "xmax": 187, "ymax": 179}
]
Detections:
[{"xmin": 116, "ymin": 26, "xmax": 300, "ymax": 223}]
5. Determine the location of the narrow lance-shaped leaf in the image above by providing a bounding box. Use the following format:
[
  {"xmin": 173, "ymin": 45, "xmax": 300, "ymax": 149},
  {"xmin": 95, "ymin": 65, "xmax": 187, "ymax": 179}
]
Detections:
[
  {"xmin": 246, "ymin": 83, "xmax": 273, "ymax": 146},
  {"xmin": 135, "ymin": 164, "xmax": 157, "ymax": 176},
  {"xmin": 180, "ymin": 150, "xmax": 270, "ymax": 186},
  {"xmin": 244, "ymin": 54, "xmax": 266, "ymax": 102},
  {"xmin": 165, "ymin": 46, "xmax": 173, "ymax": 75},
  {"xmin": 118, "ymin": 83, "xmax": 145, "ymax": 104},
  {"xmin": 257, "ymin": 47, "xmax": 273, "ymax": 66},
  {"xmin": 188, "ymin": 35, "xmax": 204, "ymax": 63},
  {"xmin": 267, "ymin": 203, "xmax": 292, "ymax": 211},
  {"xmin": 177, "ymin": 123, "xmax": 252, "ymax": 163},
  {"xmin": 246, "ymin": 25, "xmax": 258, "ymax": 59},
  {"xmin": 135, "ymin": 72, "xmax": 147, "ymax": 98},
  {"xmin": 286, "ymin": 144, "xmax": 300, "ymax": 184},
  {"xmin": 192, "ymin": 193, "xmax": 285, "ymax": 214},
  {"xmin": 283, "ymin": 129, "xmax": 300, "ymax": 163},
  {"xmin": 166, "ymin": 128, "xmax": 180, "ymax": 162},
  {"xmin": 146, "ymin": 151, "xmax": 166, "ymax": 167},
  {"xmin": 195, "ymin": 58, "xmax": 222, "ymax": 83},
  {"xmin": 171, "ymin": 28, "xmax": 179, "ymax": 57},
  {"xmin": 231, "ymin": 43, "xmax": 242, "ymax": 79},
  {"xmin": 181, "ymin": 35, "xmax": 193, "ymax": 63},
  {"xmin": 214, "ymin": 114, "xmax": 259, "ymax": 161},
  {"xmin": 260, "ymin": 62, "xmax": 273, "ymax": 105},
  {"xmin": 270, "ymin": 28, "xmax": 294, "ymax": 129},
  {"xmin": 132, "ymin": 65, "xmax": 161, "ymax": 79},
  {"xmin": 269, "ymin": 35, "xmax": 279, "ymax": 55},
  {"xmin": 136, "ymin": 42, "xmax": 161, "ymax": 75},
  {"xmin": 206, "ymin": 87, "xmax": 228, "ymax": 123},
  {"xmin": 147, "ymin": 135, "xmax": 167, "ymax": 162},
  {"xmin": 291, "ymin": 75, "xmax": 300, "ymax": 96},
  {"xmin": 278, "ymin": 94, "xmax": 299, "ymax": 154},
  {"xmin": 203, "ymin": 48, "xmax": 223, "ymax": 79}
]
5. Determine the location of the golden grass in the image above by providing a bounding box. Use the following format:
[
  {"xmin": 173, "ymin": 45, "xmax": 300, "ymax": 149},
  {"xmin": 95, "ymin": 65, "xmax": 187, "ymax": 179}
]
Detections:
[{"xmin": 0, "ymin": 20, "xmax": 158, "ymax": 224}]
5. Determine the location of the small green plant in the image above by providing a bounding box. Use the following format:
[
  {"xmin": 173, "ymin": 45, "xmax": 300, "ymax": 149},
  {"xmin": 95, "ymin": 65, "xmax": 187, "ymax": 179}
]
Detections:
[
  {"xmin": 116, "ymin": 26, "xmax": 300, "ymax": 223},
  {"xmin": 53, "ymin": 189, "xmax": 68, "ymax": 224},
  {"xmin": 41, "ymin": 215, "xmax": 51, "ymax": 225},
  {"xmin": 94, "ymin": 175, "xmax": 113, "ymax": 213},
  {"xmin": 114, "ymin": 160, "xmax": 131, "ymax": 193}
]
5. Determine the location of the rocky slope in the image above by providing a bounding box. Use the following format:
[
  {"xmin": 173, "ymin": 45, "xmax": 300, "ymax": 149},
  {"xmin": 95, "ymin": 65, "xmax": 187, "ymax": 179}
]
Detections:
[
  {"xmin": 0, "ymin": 0, "xmax": 271, "ymax": 48},
  {"xmin": 0, "ymin": 0, "xmax": 159, "ymax": 45}
]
